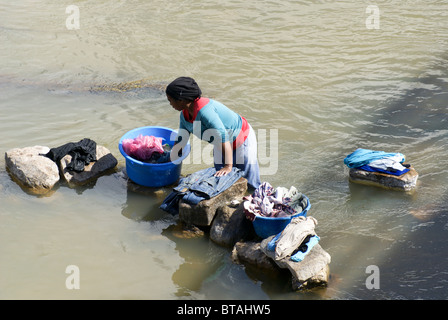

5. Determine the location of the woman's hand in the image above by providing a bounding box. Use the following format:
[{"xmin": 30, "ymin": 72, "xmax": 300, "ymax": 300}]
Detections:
[
  {"xmin": 214, "ymin": 164, "xmax": 232, "ymax": 177},
  {"xmin": 214, "ymin": 142, "xmax": 233, "ymax": 177}
]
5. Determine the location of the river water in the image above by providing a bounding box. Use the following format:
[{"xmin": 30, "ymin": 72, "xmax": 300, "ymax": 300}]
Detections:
[{"xmin": 1, "ymin": 0, "xmax": 447, "ymax": 300}]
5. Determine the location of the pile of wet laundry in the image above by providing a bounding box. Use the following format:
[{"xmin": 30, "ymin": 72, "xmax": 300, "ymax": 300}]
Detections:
[
  {"xmin": 343, "ymin": 148, "xmax": 411, "ymax": 176},
  {"xmin": 122, "ymin": 134, "xmax": 171, "ymax": 163},
  {"xmin": 243, "ymin": 182, "xmax": 309, "ymax": 221}
]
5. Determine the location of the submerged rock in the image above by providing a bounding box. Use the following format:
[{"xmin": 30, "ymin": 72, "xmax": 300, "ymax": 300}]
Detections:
[
  {"xmin": 5, "ymin": 146, "xmax": 60, "ymax": 195},
  {"xmin": 89, "ymin": 78, "xmax": 166, "ymax": 94},
  {"xmin": 164, "ymin": 221, "xmax": 205, "ymax": 239},
  {"xmin": 349, "ymin": 166, "xmax": 419, "ymax": 191}
]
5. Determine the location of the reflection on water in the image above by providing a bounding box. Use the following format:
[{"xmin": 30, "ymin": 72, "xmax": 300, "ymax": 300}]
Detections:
[
  {"xmin": 121, "ymin": 186, "xmax": 169, "ymax": 222},
  {"xmin": 1, "ymin": 0, "xmax": 448, "ymax": 299}
]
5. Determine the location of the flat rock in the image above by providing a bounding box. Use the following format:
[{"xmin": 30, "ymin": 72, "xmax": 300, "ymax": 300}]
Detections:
[
  {"xmin": 5, "ymin": 146, "xmax": 60, "ymax": 195},
  {"xmin": 179, "ymin": 177, "xmax": 248, "ymax": 226},
  {"xmin": 349, "ymin": 166, "xmax": 418, "ymax": 191},
  {"xmin": 60, "ymin": 145, "xmax": 118, "ymax": 186}
]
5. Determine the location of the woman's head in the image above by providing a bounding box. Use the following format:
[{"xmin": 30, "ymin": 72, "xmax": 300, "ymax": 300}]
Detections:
[{"xmin": 166, "ymin": 76, "xmax": 202, "ymax": 102}]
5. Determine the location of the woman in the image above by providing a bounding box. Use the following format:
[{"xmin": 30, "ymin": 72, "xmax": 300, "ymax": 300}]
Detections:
[{"xmin": 166, "ymin": 76, "xmax": 261, "ymax": 189}]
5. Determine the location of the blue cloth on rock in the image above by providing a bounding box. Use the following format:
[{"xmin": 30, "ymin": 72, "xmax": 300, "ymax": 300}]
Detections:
[
  {"xmin": 343, "ymin": 148, "xmax": 405, "ymax": 169},
  {"xmin": 159, "ymin": 167, "xmax": 243, "ymax": 215},
  {"xmin": 357, "ymin": 164, "xmax": 409, "ymax": 176},
  {"xmin": 266, "ymin": 232, "xmax": 319, "ymax": 262},
  {"xmin": 290, "ymin": 235, "xmax": 320, "ymax": 262}
]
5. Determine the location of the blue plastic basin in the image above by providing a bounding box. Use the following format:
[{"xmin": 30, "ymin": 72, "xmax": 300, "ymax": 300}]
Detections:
[
  {"xmin": 118, "ymin": 126, "xmax": 190, "ymax": 187},
  {"xmin": 252, "ymin": 195, "xmax": 311, "ymax": 239}
]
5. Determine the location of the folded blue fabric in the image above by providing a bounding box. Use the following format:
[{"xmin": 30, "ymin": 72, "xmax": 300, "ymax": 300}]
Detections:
[
  {"xmin": 358, "ymin": 164, "xmax": 409, "ymax": 176},
  {"xmin": 344, "ymin": 148, "xmax": 405, "ymax": 169},
  {"xmin": 266, "ymin": 233, "xmax": 281, "ymax": 252}
]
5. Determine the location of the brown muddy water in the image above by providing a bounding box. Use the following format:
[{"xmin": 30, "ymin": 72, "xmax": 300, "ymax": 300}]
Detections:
[{"xmin": 1, "ymin": 0, "xmax": 447, "ymax": 300}]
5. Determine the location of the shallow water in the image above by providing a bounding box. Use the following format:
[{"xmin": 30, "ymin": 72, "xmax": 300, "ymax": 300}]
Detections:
[{"xmin": 1, "ymin": 0, "xmax": 448, "ymax": 300}]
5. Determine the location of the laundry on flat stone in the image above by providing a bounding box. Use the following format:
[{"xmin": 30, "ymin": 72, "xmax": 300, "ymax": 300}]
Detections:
[
  {"xmin": 44, "ymin": 138, "xmax": 97, "ymax": 172},
  {"xmin": 344, "ymin": 148, "xmax": 410, "ymax": 176}
]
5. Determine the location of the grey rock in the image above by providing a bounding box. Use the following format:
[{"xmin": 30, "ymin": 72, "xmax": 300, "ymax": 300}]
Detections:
[
  {"xmin": 231, "ymin": 241, "xmax": 279, "ymax": 271},
  {"xmin": 210, "ymin": 201, "xmax": 256, "ymax": 247},
  {"xmin": 288, "ymin": 245, "xmax": 331, "ymax": 291},
  {"xmin": 5, "ymin": 146, "xmax": 60, "ymax": 195},
  {"xmin": 179, "ymin": 177, "xmax": 248, "ymax": 226}
]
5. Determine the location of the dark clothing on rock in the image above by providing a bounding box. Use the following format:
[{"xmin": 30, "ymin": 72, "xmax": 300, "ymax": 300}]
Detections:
[{"xmin": 45, "ymin": 138, "xmax": 97, "ymax": 172}]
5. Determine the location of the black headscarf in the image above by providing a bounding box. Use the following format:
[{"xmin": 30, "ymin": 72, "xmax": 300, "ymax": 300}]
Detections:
[{"xmin": 166, "ymin": 77, "xmax": 202, "ymax": 101}]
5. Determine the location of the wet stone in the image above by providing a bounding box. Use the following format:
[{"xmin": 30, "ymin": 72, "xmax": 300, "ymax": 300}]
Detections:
[
  {"xmin": 349, "ymin": 166, "xmax": 419, "ymax": 191},
  {"xmin": 231, "ymin": 241, "xmax": 279, "ymax": 271},
  {"xmin": 5, "ymin": 146, "xmax": 60, "ymax": 195},
  {"xmin": 178, "ymin": 177, "xmax": 248, "ymax": 227},
  {"xmin": 210, "ymin": 201, "xmax": 256, "ymax": 248}
]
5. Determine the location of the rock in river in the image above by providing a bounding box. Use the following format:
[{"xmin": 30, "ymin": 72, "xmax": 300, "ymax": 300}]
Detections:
[
  {"xmin": 5, "ymin": 146, "xmax": 60, "ymax": 195},
  {"xmin": 349, "ymin": 166, "xmax": 418, "ymax": 191},
  {"xmin": 5, "ymin": 144, "xmax": 118, "ymax": 194}
]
